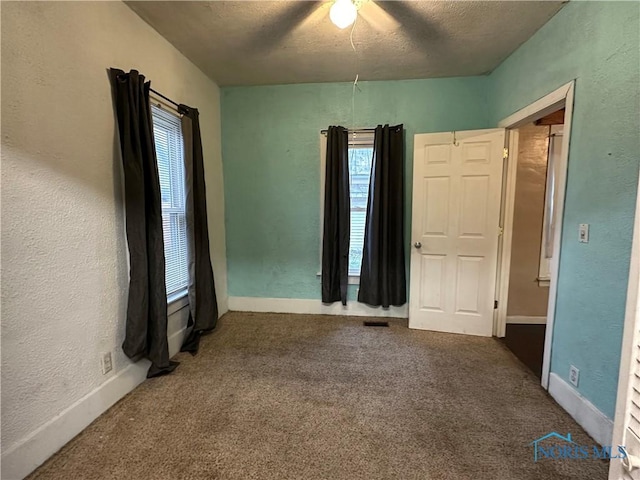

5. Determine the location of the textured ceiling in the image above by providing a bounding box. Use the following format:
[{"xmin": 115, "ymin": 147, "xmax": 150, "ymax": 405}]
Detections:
[{"xmin": 126, "ymin": 1, "xmax": 566, "ymax": 86}]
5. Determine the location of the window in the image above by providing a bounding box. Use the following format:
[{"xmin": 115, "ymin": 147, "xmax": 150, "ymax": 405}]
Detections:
[
  {"xmin": 347, "ymin": 134, "xmax": 374, "ymax": 275},
  {"xmin": 151, "ymin": 105, "xmax": 189, "ymax": 297},
  {"xmin": 538, "ymin": 125, "xmax": 563, "ymax": 285},
  {"xmin": 320, "ymin": 132, "xmax": 374, "ymax": 278}
]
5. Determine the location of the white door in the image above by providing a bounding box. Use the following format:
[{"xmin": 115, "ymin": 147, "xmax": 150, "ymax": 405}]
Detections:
[
  {"xmin": 409, "ymin": 129, "xmax": 506, "ymax": 336},
  {"xmin": 609, "ymin": 166, "xmax": 640, "ymax": 480}
]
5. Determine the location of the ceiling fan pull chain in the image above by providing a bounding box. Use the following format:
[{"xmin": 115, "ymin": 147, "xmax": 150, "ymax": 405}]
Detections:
[
  {"xmin": 352, "ymin": 74, "xmax": 359, "ymax": 132},
  {"xmin": 350, "ymin": 12, "xmax": 358, "ymax": 52}
]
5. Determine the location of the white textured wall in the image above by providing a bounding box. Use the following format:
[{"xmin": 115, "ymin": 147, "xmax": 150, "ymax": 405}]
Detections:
[{"xmin": 0, "ymin": 1, "xmax": 227, "ymax": 475}]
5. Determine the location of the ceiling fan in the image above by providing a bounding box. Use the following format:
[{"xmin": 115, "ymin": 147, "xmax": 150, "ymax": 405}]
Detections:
[
  {"xmin": 244, "ymin": 1, "xmax": 405, "ymax": 53},
  {"xmin": 304, "ymin": 0, "xmax": 401, "ymax": 32}
]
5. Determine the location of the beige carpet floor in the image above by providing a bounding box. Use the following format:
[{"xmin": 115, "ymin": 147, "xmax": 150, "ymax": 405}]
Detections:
[{"xmin": 29, "ymin": 312, "xmax": 609, "ymax": 480}]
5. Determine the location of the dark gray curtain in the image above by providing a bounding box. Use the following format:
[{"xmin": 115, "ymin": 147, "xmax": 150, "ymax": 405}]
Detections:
[
  {"xmin": 322, "ymin": 126, "xmax": 350, "ymax": 305},
  {"xmin": 109, "ymin": 68, "xmax": 178, "ymax": 378},
  {"xmin": 178, "ymin": 106, "xmax": 219, "ymax": 354},
  {"xmin": 358, "ymin": 124, "xmax": 407, "ymax": 308}
]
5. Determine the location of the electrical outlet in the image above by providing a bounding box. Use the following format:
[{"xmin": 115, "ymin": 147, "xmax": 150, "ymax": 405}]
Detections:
[
  {"xmin": 569, "ymin": 365, "xmax": 579, "ymax": 387},
  {"xmin": 101, "ymin": 352, "xmax": 113, "ymax": 375}
]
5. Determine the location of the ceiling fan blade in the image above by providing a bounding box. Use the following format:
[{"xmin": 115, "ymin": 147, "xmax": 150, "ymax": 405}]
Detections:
[
  {"xmin": 358, "ymin": 1, "xmax": 401, "ymax": 33},
  {"xmin": 243, "ymin": 1, "xmax": 324, "ymax": 52},
  {"xmin": 293, "ymin": 1, "xmax": 332, "ymax": 33}
]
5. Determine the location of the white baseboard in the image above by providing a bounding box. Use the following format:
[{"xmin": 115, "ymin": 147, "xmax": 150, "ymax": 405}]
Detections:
[
  {"xmin": 228, "ymin": 296, "xmax": 408, "ymax": 318},
  {"xmin": 1, "ymin": 325, "xmax": 188, "ymax": 480},
  {"xmin": 548, "ymin": 372, "xmax": 614, "ymax": 446},
  {"xmin": 506, "ymin": 315, "xmax": 547, "ymax": 325}
]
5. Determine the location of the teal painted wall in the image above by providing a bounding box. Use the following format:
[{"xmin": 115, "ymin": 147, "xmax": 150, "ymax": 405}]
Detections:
[
  {"xmin": 487, "ymin": 1, "xmax": 639, "ymax": 420},
  {"xmin": 221, "ymin": 78, "xmax": 490, "ymax": 300},
  {"xmin": 221, "ymin": 1, "xmax": 639, "ymax": 422}
]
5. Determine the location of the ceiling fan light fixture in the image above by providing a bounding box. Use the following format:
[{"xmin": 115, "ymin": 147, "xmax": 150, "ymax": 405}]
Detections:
[{"xmin": 330, "ymin": 0, "xmax": 357, "ymax": 29}]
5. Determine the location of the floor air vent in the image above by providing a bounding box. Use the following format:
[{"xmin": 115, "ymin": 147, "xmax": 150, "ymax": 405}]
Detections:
[{"xmin": 363, "ymin": 321, "xmax": 389, "ymax": 327}]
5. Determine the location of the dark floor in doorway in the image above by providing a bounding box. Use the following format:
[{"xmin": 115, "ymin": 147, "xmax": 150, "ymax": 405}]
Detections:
[{"xmin": 504, "ymin": 323, "xmax": 546, "ymax": 378}]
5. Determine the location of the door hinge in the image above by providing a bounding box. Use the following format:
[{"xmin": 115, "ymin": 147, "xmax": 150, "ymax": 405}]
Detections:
[
  {"xmin": 503, "ymin": 148, "xmax": 509, "ymax": 159},
  {"xmin": 498, "ymin": 226, "xmax": 504, "ymax": 236},
  {"xmin": 494, "ymin": 300, "xmax": 499, "ymax": 309}
]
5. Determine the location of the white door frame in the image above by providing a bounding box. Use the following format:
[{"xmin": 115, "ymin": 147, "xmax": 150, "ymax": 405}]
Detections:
[{"xmin": 494, "ymin": 80, "xmax": 575, "ymax": 390}]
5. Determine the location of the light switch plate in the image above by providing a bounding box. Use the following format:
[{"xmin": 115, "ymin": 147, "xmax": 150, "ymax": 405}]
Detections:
[{"xmin": 579, "ymin": 224, "xmax": 589, "ymax": 243}]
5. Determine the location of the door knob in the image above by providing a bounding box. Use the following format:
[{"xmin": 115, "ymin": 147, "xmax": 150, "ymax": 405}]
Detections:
[{"xmin": 414, "ymin": 242, "xmax": 422, "ymax": 249}]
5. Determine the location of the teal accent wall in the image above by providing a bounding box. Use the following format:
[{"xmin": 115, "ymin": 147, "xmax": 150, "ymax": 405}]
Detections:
[
  {"xmin": 487, "ymin": 1, "xmax": 639, "ymax": 420},
  {"xmin": 221, "ymin": 1, "xmax": 639, "ymax": 422},
  {"xmin": 221, "ymin": 78, "xmax": 490, "ymax": 300}
]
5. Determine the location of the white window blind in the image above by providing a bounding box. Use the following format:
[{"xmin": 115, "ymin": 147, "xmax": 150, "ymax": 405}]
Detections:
[
  {"xmin": 348, "ymin": 135, "xmax": 374, "ymax": 276},
  {"xmin": 151, "ymin": 105, "xmax": 189, "ymax": 297}
]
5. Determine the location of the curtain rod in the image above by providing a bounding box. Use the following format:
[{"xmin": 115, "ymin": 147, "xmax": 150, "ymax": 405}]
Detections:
[
  {"xmin": 150, "ymin": 88, "xmax": 180, "ymax": 109},
  {"xmin": 320, "ymin": 128, "xmax": 376, "ymax": 135}
]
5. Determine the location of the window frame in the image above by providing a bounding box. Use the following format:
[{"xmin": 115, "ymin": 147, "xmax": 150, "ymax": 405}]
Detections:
[
  {"xmin": 151, "ymin": 103, "xmax": 190, "ymax": 304},
  {"xmin": 318, "ymin": 131, "xmax": 375, "ymax": 283}
]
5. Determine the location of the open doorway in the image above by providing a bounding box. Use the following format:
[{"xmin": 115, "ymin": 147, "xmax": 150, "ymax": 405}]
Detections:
[
  {"xmin": 494, "ymin": 81, "xmax": 575, "ymax": 390},
  {"xmin": 502, "ymin": 112, "xmax": 565, "ymax": 378}
]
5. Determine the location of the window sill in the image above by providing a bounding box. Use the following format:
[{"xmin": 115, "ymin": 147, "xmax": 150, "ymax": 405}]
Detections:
[
  {"xmin": 167, "ymin": 289, "xmax": 189, "ymax": 316},
  {"xmin": 316, "ymin": 272, "xmax": 360, "ymax": 285}
]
